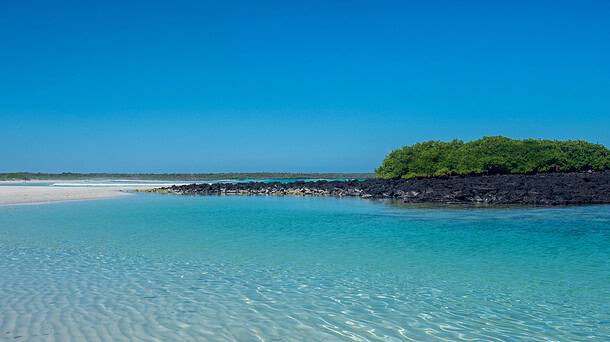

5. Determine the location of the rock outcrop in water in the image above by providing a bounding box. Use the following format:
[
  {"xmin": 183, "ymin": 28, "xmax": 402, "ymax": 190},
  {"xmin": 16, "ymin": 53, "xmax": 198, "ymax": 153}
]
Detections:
[{"xmin": 147, "ymin": 171, "xmax": 610, "ymax": 205}]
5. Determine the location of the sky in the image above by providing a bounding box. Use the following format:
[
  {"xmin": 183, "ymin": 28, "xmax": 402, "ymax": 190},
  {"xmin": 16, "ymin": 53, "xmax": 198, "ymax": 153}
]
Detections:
[{"xmin": 1, "ymin": 0, "xmax": 609, "ymax": 173}]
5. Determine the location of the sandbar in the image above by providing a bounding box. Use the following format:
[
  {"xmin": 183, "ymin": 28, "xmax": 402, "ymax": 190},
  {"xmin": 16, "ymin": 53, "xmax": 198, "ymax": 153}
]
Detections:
[{"xmin": 0, "ymin": 186, "xmax": 132, "ymax": 205}]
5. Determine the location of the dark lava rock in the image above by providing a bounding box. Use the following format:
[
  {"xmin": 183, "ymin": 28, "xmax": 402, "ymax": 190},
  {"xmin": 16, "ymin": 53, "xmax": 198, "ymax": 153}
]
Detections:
[{"xmin": 150, "ymin": 171, "xmax": 610, "ymax": 206}]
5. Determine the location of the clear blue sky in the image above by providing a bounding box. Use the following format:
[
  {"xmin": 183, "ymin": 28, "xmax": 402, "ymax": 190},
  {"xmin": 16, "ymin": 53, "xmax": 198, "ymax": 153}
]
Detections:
[{"xmin": 1, "ymin": 1, "xmax": 609, "ymax": 173}]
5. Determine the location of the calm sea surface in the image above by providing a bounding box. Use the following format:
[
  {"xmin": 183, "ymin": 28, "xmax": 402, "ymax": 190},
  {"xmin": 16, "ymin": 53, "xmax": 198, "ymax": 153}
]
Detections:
[{"xmin": 1, "ymin": 194, "xmax": 609, "ymax": 341}]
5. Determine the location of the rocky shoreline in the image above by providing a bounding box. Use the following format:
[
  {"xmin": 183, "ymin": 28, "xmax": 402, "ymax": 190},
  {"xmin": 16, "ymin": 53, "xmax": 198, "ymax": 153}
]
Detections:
[{"xmin": 147, "ymin": 171, "xmax": 610, "ymax": 205}]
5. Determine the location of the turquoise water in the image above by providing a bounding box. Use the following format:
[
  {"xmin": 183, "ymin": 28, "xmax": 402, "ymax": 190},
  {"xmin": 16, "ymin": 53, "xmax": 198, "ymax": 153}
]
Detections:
[{"xmin": 1, "ymin": 195, "xmax": 609, "ymax": 341}]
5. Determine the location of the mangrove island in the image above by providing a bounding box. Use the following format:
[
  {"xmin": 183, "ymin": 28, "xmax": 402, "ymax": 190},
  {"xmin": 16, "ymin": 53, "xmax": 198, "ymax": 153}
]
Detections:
[{"xmin": 150, "ymin": 137, "xmax": 610, "ymax": 205}]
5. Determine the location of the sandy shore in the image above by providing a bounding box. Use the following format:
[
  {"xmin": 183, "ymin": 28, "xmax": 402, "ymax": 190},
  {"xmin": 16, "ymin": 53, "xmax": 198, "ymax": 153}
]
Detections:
[{"xmin": 0, "ymin": 186, "xmax": 133, "ymax": 205}]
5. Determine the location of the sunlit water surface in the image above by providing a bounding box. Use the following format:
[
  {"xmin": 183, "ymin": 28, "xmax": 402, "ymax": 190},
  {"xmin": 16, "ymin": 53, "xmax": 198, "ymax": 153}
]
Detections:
[{"xmin": 1, "ymin": 194, "xmax": 609, "ymax": 341}]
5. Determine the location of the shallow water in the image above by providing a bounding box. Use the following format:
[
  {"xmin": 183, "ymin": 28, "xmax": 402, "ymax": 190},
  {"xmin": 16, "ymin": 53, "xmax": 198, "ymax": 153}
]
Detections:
[{"xmin": 1, "ymin": 195, "xmax": 609, "ymax": 341}]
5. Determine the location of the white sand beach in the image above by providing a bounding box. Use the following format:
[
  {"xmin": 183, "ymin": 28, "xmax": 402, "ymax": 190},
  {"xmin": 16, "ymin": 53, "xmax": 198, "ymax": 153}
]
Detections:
[
  {"xmin": 0, "ymin": 186, "xmax": 132, "ymax": 205},
  {"xmin": 0, "ymin": 179, "xmax": 193, "ymax": 205}
]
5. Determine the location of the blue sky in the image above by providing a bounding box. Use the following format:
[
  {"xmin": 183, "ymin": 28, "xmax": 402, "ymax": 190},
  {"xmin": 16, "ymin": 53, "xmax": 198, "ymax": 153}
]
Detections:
[{"xmin": 1, "ymin": 1, "xmax": 609, "ymax": 172}]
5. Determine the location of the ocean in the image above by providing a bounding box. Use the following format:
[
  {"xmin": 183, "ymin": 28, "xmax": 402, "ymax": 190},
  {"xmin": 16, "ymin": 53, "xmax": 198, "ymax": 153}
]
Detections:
[{"xmin": 1, "ymin": 194, "xmax": 609, "ymax": 340}]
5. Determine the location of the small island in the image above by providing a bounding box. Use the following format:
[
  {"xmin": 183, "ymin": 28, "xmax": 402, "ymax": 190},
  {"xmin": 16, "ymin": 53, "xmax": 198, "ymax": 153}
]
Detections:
[{"xmin": 150, "ymin": 137, "xmax": 610, "ymax": 205}]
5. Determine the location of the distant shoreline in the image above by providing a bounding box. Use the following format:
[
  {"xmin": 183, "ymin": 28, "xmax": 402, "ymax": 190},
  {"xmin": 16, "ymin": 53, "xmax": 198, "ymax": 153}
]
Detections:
[
  {"xmin": 148, "ymin": 171, "xmax": 610, "ymax": 206},
  {"xmin": 0, "ymin": 172, "xmax": 375, "ymax": 182}
]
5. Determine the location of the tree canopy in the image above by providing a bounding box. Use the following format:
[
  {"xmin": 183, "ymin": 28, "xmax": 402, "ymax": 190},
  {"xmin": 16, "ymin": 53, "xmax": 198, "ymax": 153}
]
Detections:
[{"xmin": 376, "ymin": 136, "xmax": 610, "ymax": 179}]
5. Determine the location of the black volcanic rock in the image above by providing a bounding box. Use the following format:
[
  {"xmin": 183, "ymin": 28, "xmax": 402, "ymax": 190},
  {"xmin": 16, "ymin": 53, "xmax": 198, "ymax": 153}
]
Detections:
[{"xmin": 149, "ymin": 171, "xmax": 610, "ymax": 206}]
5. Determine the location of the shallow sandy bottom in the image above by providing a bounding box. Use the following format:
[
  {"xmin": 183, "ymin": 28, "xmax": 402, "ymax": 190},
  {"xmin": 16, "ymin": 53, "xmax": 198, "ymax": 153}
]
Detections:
[
  {"xmin": 1, "ymin": 199, "xmax": 609, "ymax": 340},
  {"xmin": 0, "ymin": 186, "xmax": 132, "ymax": 205}
]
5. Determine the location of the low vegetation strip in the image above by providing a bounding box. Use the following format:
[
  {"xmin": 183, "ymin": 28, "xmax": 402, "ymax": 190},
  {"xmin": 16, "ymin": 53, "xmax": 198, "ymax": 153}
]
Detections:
[
  {"xmin": 376, "ymin": 136, "xmax": 610, "ymax": 179},
  {"xmin": 0, "ymin": 172, "xmax": 374, "ymax": 181}
]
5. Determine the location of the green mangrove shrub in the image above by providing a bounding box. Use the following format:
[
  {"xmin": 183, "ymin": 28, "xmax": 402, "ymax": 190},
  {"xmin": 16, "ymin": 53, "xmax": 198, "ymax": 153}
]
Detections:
[{"xmin": 376, "ymin": 136, "xmax": 610, "ymax": 179}]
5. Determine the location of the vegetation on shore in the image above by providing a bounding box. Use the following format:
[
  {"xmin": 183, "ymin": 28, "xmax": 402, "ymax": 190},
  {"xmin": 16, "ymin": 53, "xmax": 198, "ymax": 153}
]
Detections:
[
  {"xmin": 376, "ymin": 136, "xmax": 610, "ymax": 179},
  {"xmin": 5, "ymin": 137, "xmax": 609, "ymax": 182},
  {"xmin": 0, "ymin": 172, "xmax": 374, "ymax": 181}
]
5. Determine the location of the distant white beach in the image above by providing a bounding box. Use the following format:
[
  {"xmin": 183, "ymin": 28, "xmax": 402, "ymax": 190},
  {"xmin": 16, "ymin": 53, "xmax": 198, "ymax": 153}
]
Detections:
[
  {"xmin": 0, "ymin": 180, "xmax": 189, "ymax": 205},
  {"xmin": 0, "ymin": 186, "xmax": 130, "ymax": 205}
]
